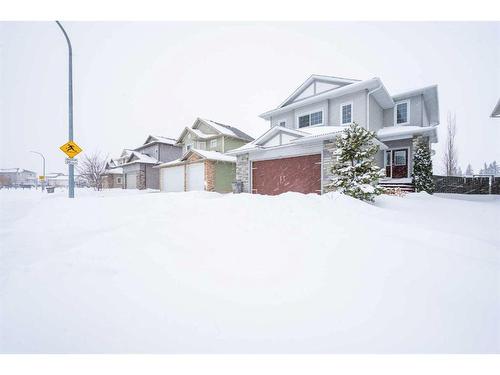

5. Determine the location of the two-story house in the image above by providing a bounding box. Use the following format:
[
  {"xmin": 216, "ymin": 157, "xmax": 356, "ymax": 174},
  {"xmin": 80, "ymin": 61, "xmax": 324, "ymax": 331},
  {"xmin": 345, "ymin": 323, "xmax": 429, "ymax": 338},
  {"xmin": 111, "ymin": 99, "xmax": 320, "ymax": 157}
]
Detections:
[
  {"xmin": 227, "ymin": 75, "xmax": 439, "ymax": 195},
  {"xmin": 112, "ymin": 136, "xmax": 183, "ymax": 190},
  {"xmin": 156, "ymin": 118, "xmax": 254, "ymax": 192}
]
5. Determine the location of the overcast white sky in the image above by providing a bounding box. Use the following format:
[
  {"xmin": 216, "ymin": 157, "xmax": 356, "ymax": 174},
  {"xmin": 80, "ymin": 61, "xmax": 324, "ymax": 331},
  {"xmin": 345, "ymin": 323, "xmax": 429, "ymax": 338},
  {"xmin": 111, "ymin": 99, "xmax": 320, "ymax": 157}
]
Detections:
[{"xmin": 1, "ymin": 21, "xmax": 499, "ymax": 175}]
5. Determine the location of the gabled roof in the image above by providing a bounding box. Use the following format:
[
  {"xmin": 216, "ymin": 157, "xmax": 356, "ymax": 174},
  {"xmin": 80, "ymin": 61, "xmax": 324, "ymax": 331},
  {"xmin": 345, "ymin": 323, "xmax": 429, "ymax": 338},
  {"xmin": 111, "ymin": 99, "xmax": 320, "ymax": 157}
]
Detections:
[
  {"xmin": 226, "ymin": 125, "xmax": 369, "ymax": 154},
  {"xmin": 136, "ymin": 135, "xmax": 178, "ymax": 149},
  {"xmin": 0, "ymin": 168, "xmax": 36, "ymax": 174},
  {"xmin": 176, "ymin": 118, "xmax": 254, "ymax": 143},
  {"xmin": 156, "ymin": 148, "xmax": 236, "ymax": 168},
  {"xmin": 491, "ymin": 98, "xmax": 500, "ymax": 118},
  {"xmin": 278, "ymin": 74, "xmax": 360, "ymax": 108},
  {"xmin": 198, "ymin": 118, "xmax": 254, "ymax": 141},
  {"xmin": 260, "ymin": 77, "xmax": 394, "ymax": 120},
  {"xmin": 392, "ymin": 85, "xmax": 440, "ymax": 125},
  {"xmin": 121, "ymin": 151, "xmax": 158, "ymax": 166}
]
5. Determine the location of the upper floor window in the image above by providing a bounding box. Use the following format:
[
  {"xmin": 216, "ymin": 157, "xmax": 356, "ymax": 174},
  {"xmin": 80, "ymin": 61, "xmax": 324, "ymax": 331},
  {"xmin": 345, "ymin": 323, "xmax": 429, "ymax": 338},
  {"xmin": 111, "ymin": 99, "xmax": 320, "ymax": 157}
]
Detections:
[
  {"xmin": 210, "ymin": 139, "xmax": 218, "ymax": 148},
  {"xmin": 279, "ymin": 121, "xmax": 286, "ymax": 127},
  {"xmin": 395, "ymin": 100, "xmax": 410, "ymax": 125},
  {"xmin": 340, "ymin": 103, "xmax": 353, "ymax": 124},
  {"xmin": 298, "ymin": 111, "xmax": 323, "ymax": 128}
]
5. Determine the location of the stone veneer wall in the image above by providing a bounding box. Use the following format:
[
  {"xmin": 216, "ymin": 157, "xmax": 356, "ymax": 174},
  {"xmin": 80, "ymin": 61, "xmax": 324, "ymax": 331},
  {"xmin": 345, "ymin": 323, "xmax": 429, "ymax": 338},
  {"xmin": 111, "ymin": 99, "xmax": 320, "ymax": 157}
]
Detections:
[
  {"xmin": 137, "ymin": 166, "xmax": 146, "ymax": 190},
  {"xmin": 236, "ymin": 154, "xmax": 250, "ymax": 193},
  {"xmin": 322, "ymin": 140, "xmax": 336, "ymax": 192},
  {"xmin": 205, "ymin": 160, "xmax": 216, "ymax": 192}
]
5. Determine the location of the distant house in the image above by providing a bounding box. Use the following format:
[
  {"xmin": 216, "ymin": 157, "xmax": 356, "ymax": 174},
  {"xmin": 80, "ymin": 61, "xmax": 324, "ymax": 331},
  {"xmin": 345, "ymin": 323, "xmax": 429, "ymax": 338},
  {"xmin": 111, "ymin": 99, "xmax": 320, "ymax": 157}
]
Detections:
[
  {"xmin": 0, "ymin": 168, "xmax": 37, "ymax": 187},
  {"xmin": 109, "ymin": 136, "xmax": 183, "ymax": 190},
  {"xmin": 46, "ymin": 173, "xmax": 69, "ymax": 188},
  {"xmin": 156, "ymin": 118, "xmax": 254, "ymax": 193},
  {"xmin": 491, "ymin": 99, "xmax": 500, "ymax": 118},
  {"xmin": 228, "ymin": 74, "xmax": 439, "ymax": 195},
  {"xmin": 102, "ymin": 167, "xmax": 123, "ymax": 189}
]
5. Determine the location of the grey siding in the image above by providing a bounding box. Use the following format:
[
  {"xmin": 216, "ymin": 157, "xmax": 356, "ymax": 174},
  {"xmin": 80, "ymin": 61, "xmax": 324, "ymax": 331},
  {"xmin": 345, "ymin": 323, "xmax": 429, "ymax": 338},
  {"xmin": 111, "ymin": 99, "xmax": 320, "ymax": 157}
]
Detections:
[
  {"xmin": 158, "ymin": 143, "xmax": 182, "ymax": 163},
  {"xmin": 145, "ymin": 164, "xmax": 159, "ymax": 189},
  {"xmin": 382, "ymin": 94, "xmax": 424, "ymax": 128},
  {"xmin": 369, "ymin": 95, "xmax": 383, "ymax": 132},
  {"xmin": 328, "ymin": 90, "xmax": 367, "ymax": 128}
]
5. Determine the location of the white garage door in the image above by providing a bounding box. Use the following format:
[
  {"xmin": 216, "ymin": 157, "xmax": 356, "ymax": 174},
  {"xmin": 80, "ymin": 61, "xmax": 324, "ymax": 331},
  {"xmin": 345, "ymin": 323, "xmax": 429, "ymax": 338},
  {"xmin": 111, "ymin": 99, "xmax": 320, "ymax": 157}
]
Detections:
[
  {"xmin": 126, "ymin": 172, "xmax": 137, "ymax": 189},
  {"xmin": 187, "ymin": 163, "xmax": 205, "ymax": 191},
  {"xmin": 162, "ymin": 165, "xmax": 185, "ymax": 192}
]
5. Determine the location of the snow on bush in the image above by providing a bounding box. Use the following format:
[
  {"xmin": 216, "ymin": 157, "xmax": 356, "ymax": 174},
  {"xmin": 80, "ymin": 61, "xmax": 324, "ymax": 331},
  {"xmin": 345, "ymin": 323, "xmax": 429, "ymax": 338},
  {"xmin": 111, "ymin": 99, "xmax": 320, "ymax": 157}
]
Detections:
[
  {"xmin": 325, "ymin": 123, "xmax": 385, "ymax": 201},
  {"xmin": 412, "ymin": 136, "xmax": 435, "ymax": 193}
]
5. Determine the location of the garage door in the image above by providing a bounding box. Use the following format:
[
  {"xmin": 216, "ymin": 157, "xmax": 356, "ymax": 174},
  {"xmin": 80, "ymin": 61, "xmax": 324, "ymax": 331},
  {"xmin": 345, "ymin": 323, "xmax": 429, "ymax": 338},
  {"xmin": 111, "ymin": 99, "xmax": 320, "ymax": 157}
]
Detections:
[
  {"xmin": 162, "ymin": 165, "xmax": 185, "ymax": 192},
  {"xmin": 252, "ymin": 154, "xmax": 321, "ymax": 195},
  {"xmin": 126, "ymin": 172, "xmax": 137, "ymax": 189},
  {"xmin": 187, "ymin": 162, "xmax": 205, "ymax": 191}
]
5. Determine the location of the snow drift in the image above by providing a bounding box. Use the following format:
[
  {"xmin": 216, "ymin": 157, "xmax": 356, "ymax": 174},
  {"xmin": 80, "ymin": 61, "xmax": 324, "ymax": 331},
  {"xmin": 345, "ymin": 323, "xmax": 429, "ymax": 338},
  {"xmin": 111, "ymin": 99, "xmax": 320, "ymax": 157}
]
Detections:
[{"xmin": 0, "ymin": 189, "xmax": 498, "ymax": 353}]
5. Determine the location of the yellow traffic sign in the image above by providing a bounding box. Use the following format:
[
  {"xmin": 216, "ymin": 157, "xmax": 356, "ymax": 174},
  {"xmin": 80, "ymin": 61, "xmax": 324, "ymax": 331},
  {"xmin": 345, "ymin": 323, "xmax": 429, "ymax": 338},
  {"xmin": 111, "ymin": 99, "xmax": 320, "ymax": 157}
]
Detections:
[
  {"xmin": 39, "ymin": 176, "xmax": 45, "ymax": 181},
  {"xmin": 59, "ymin": 141, "xmax": 82, "ymax": 158}
]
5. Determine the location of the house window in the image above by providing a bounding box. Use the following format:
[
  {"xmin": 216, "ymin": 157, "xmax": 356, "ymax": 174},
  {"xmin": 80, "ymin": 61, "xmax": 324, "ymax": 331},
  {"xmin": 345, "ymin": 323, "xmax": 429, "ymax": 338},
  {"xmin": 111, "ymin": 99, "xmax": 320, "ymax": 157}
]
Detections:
[
  {"xmin": 385, "ymin": 150, "xmax": 391, "ymax": 166},
  {"xmin": 341, "ymin": 103, "xmax": 353, "ymax": 124},
  {"xmin": 395, "ymin": 101, "xmax": 409, "ymax": 125},
  {"xmin": 210, "ymin": 139, "xmax": 218, "ymax": 148},
  {"xmin": 393, "ymin": 150, "xmax": 407, "ymax": 166},
  {"xmin": 117, "ymin": 177, "xmax": 122, "ymax": 184},
  {"xmin": 196, "ymin": 141, "xmax": 206, "ymax": 150},
  {"xmin": 186, "ymin": 144, "xmax": 193, "ymax": 151},
  {"xmin": 298, "ymin": 111, "xmax": 323, "ymax": 128},
  {"xmin": 279, "ymin": 121, "xmax": 286, "ymax": 127}
]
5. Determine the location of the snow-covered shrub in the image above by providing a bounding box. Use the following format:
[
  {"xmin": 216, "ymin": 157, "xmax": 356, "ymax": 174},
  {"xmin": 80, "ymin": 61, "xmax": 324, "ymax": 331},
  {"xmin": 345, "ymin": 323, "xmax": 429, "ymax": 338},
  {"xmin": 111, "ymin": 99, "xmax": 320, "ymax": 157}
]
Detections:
[
  {"xmin": 412, "ymin": 137, "xmax": 435, "ymax": 193},
  {"xmin": 325, "ymin": 122, "xmax": 384, "ymax": 201}
]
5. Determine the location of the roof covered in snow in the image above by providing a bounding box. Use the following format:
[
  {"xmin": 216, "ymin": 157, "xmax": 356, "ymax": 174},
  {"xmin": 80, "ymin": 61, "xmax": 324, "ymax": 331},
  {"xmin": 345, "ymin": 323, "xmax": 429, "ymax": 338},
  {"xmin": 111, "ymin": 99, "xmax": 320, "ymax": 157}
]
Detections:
[
  {"xmin": 121, "ymin": 151, "xmax": 159, "ymax": 166},
  {"xmin": 260, "ymin": 76, "xmax": 394, "ymax": 119},
  {"xmin": 156, "ymin": 149, "xmax": 236, "ymax": 168},
  {"xmin": 0, "ymin": 168, "xmax": 36, "ymax": 174},
  {"xmin": 377, "ymin": 125, "xmax": 438, "ymax": 143},
  {"xmin": 104, "ymin": 167, "xmax": 123, "ymax": 175},
  {"xmin": 491, "ymin": 98, "xmax": 500, "ymax": 118},
  {"xmin": 137, "ymin": 135, "xmax": 178, "ymax": 149},
  {"xmin": 176, "ymin": 118, "xmax": 254, "ymax": 143}
]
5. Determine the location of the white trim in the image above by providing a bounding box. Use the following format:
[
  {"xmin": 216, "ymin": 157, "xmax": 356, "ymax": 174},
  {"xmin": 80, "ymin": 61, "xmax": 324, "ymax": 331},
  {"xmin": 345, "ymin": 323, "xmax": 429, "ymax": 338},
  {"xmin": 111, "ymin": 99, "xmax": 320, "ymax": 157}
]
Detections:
[
  {"xmin": 296, "ymin": 109, "xmax": 324, "ymax": 129},
  {"xmin": 394, "ymin": 100, "xmax": 410, "ymax": 126},
  {"xmin": 340, "ymin": 101, "xmax": 353, "ymax": 125}
]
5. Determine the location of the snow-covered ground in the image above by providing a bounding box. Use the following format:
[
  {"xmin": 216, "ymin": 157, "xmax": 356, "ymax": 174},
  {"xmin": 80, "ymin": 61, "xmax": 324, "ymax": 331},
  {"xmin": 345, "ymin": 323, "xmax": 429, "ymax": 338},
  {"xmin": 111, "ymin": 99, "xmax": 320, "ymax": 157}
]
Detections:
[{"xmin": 0, "ymin": 188, "xmax": 499, "ymax": 353}]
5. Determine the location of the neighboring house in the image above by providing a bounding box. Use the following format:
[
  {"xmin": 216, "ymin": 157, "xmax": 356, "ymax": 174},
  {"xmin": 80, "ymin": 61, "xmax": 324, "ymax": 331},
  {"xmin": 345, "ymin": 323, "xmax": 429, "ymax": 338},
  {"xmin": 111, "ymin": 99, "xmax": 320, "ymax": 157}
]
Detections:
[
  {"xmin": 156, "ymin": 118, "xmax": 254, "ymax": 192},
  {"xmin": 102, "ymin": 167, "xmax": 124, "ymax": 189},
  {"xmin": 228, "ymin": 74, "xmax": 439, "ymax": 195},
  {"xmin": 111, "ymin": 136, "xmax": 183, "ymax": 190},
  {"xmin": 0, "ymin": 168, "xmax": 37, "ymax": 187},
  {"xmin": 491, "ymin": 99, "xmax": 500, "ymax": 118},
  {"xmin": 46, "ymin": 173, "xmax": 69, "ymax": 188}
]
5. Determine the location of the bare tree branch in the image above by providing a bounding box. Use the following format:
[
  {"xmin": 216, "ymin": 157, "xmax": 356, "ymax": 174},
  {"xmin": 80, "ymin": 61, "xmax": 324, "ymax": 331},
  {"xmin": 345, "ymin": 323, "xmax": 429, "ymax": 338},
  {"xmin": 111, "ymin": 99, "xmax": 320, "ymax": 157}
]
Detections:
[
  {"xmin": 442, "ymin": 112, "xmax": 458, "ymax": 176},
  {"xmin": 77, "ymin": 152, "xmax": 108, "ymax": 191}
]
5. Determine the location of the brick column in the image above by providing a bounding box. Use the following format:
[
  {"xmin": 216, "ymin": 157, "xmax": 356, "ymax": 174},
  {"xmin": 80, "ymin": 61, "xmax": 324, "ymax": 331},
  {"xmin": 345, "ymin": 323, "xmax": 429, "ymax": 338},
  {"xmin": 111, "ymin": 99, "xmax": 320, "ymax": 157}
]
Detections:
[{"xmin": 205, "ymin": 160, "xmax": 216, "ymax": 192}]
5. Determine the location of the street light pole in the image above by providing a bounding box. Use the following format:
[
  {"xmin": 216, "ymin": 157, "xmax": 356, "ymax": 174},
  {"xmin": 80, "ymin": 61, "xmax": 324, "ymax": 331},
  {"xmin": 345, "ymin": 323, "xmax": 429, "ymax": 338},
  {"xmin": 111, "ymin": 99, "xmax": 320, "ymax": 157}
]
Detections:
[
  {"xmin": 30, "ymin": 151, "xmax": 46, "ymax": 191},
  {"xmin": 55, "ymin": 20, "xmax": 75, "ymax": 198}
]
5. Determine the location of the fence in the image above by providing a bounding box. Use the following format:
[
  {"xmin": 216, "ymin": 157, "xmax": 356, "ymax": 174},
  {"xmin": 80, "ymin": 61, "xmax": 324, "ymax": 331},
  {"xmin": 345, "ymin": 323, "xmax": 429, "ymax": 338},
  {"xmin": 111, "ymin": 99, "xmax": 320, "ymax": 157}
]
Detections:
[{"xmin": 433, "ymin": 175, "xmax": 500, "ymax": 195}]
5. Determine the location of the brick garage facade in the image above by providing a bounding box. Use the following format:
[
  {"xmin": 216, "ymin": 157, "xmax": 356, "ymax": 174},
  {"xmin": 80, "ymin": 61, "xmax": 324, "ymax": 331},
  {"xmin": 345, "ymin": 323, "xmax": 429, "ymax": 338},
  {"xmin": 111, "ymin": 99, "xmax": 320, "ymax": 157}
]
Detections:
[{"xmin": 251, "ymin": 154, "xmax": 322, "ymax": 195}]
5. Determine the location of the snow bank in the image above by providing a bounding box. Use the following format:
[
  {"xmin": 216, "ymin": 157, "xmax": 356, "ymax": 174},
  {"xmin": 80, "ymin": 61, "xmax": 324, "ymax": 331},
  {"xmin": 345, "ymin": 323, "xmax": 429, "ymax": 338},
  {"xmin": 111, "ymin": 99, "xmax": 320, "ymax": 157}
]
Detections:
[{"xmin": 0, "ymin": 189, "xmax": 498, "ymax": 353}]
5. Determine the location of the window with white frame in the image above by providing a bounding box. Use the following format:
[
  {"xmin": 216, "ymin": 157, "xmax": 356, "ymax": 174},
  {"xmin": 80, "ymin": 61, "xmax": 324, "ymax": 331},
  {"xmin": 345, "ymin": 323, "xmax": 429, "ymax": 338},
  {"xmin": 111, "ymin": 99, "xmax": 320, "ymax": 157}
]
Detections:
[
  {"xmin": 279, "ymin": 121, "xmax": 286, "ymax": 127},
  {"xmin": 210, "ymin": 139, "xmax": 218, "ymax": 148},
  {"xmin": 298, "ymin": 111, "xmax": 323, "ymax": 128},
  {"xmin": 117, "ymin": 177, "xmax": 122, "ymax": 184},
  {"xmin": 395, "ymin": 101, "xmax": 409, "ymax": 125},
  {"xmin": 341, "ymin": 103, "xmax": 353, "ymax": 124}
]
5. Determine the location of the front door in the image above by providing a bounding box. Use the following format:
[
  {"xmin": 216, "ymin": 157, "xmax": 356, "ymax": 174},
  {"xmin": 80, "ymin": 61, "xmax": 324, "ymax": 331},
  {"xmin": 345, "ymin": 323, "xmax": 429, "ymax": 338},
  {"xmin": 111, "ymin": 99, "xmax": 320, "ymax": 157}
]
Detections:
[{"xmin": 391, "ymin": 149, "xmax": 408, "ymax": 178}]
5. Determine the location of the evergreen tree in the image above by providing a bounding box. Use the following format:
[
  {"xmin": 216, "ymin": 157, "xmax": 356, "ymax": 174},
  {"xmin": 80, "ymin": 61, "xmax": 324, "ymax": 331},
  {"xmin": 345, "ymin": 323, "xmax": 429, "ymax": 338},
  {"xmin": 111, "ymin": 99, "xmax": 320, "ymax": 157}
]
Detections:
[
  {"xmin": 465, "ymin": 164, "xmax": 474, "ymax": 176},
  {"xmin": 412, "ymin": 137, "xmax": 435, "ymax": 193},
  {"xmin": 456, "ymin": 167, "xmax": 463, "ymax": 176},
  {"xmin": 326, "ymin": 122, "xmax": 384, "ymax": 201}
]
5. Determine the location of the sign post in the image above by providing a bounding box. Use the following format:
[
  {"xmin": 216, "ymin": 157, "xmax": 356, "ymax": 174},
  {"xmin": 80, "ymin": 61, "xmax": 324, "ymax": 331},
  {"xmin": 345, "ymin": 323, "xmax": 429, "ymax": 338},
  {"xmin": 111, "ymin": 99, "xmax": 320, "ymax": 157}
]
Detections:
[{"xmin": 56, "ymin": 21, "xmax": 76, "ymax": 199}]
